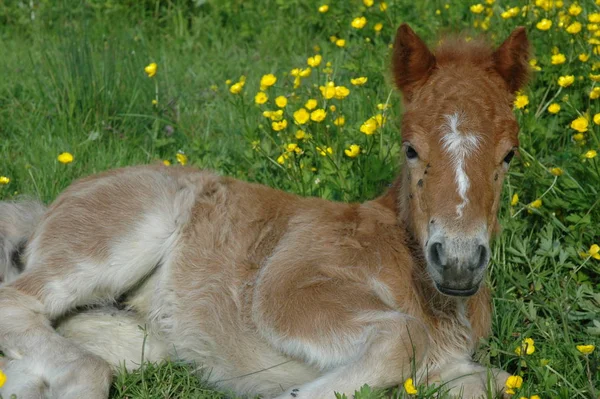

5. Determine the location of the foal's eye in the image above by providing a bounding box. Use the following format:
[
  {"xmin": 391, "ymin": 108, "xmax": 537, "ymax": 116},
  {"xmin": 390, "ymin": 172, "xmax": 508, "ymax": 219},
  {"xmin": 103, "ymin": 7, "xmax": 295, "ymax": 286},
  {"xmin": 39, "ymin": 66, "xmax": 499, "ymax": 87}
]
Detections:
[
  {"xmin": 405, "ymin": 145, "xmax": 419, "ymax": 160},
  {"xmin": 503, "ymin": 150, "xmax": 515, "ymax": 165}
]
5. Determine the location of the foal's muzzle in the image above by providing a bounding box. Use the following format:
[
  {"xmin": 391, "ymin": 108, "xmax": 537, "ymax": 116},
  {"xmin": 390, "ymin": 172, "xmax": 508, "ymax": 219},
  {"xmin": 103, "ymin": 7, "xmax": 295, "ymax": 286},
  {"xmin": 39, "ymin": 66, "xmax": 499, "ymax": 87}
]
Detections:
[{"xmin": 425, "ymin": 229, "xmax": 490, "ymax": 297}]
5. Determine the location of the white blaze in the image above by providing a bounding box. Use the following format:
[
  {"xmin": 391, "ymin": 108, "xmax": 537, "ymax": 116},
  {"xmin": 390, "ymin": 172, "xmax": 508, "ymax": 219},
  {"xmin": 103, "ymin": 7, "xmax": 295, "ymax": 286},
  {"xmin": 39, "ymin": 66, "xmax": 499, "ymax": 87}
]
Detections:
[{"xmin": 440, "ymin": 113, "xmax": 480, "ymax": 218}]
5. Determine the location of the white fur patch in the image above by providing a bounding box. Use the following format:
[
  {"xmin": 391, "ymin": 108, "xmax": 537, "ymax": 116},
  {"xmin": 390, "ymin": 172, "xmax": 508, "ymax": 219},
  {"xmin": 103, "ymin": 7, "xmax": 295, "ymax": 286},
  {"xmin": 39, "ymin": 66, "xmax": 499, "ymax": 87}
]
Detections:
[{"xmin": 440, "ymin": 113, "xmax": 481, "ymax": 218}]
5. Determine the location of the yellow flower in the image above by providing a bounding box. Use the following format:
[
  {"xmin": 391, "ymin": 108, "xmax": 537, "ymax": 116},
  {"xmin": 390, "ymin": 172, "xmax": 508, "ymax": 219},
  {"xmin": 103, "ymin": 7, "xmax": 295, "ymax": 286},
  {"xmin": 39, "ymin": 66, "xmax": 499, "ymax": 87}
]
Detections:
[
  {"xmin": 152, "ymin": 99, "xmax": 158, "ymax": 105},
  {"xmin": 590, "ymin": 24, "xmax": 600, "ymax": 32},
  {"xmin": 260, "ymin": 74, "xmax": 277, "ymax": 91},
  {"xmin": 589, "ymin": 244, "xmax": 600, "ymax": 257},
  {"xmin": 557, "ymin": 75, "xmax": 574, "ymax": 87},
  {"xmin": 530, "ymin": 199, "xmax": 542, "ymax": 208},
  {"xmin": 316, "ymin": 146, "xmax": 333, "ymax": 156},
  {"xmin": 0, "ymin": 176, "xmax": 10, "ymax": 185},
  {"xmin": 569, "ymin": 3, "xmax": 582, "ymax": 16},
  {"xmin": 334, "ymin": 86, "xmax": 350, "ymax": 99},
  {"xmin": 351, "ymin": 77, "xmax": 368, "ymax": 86},
  {"xmin": 334, "ymin": 116, "xmax": 345, "ymax": 126},
  {"xmin": 57, "ymin": 152, "xmax": 74, "ymax": 164},
  {"xmin": 144, "ymin": 62, "xmax": 157, "ymax": 77},
  {"xmin": 577, "ymin": 344, "xmax": 595, "ymax": 354},
  {"xmin": 318, "ymin": 4, "xmax": 329, "ymax": 13},
  {"xmin": 363, "ymin": 0, "xmax": 373, "ymax": 6},
  {"xmin": 272, "ymin": 119, "xmax": 288, "ymax": 131},
  {"xmin": 591, "ymin": 87, "xmax": 600, "ymax": 99},
  {"xmin": 299, "ymin": 68, "xmax": 311, "ymax": 78},
  {"xmin": 335, "ymin": 38, "xmax": 346, "ymax": 47},
  {"xmin": 571, "ymin": 116, "xmax": 588, "ymax": 132},
  {"xmin": 536, "ymin": 18, "xmax": 553, "ymax": 31},
  {"xmin": 505, "ymin": 375, "xmax": 523, "ymax": 395},
  {"xmin": 329, "ymin": 104, "xmax": 336, "ymax": 112},
  {"xmin": 550, "ymin": 167, "xmax": 563, "ymax": 176},
  {"xmin": 310, "ymin": 109, "xmax": 327, "ymax": 122},
  {"xmin": 551, "ymin": 54, "xmax": 566, "ymax": 65},
  {"xmin": 573, "ymin": 133, "xmax": 585, "ymax": 142},
  {"xmin": 0, "ymin": 369, "xmax": 6, "ymax": 388},
  {"xmin": 514, "ymin": 95, "xmax": 529, "ymax": 109},
  {"xmin": 345, "ymin": 144, "xmax": 361, "ymax": 158},
  {"xmin": 529, "ymin": 59, "xmax": 541, "ymax": 71},
  {"xmin": 584, "ymin": 150, "xmax": 597, "ymax": 159},
  {"xmin": 307, "ymin": 55, "xmax": 322, "ymax": 67},
  {"xmin": 225, "ymin": 79, "xmax": 232, "ymax": 85},
  {"xmin": 377, "ymin": 103, "xmax": 390, "ymax": 110},
  {"xmin": 579, "ymin": 53, "xmax": 590, "ymax": 62},
  {"xmin": 275, "ymin": 96, "xmax": 288, "ymax": 108},
  {"xmin": 470, "ymin": 4, "xmax": 484, "ymax": 13},
  {"xmin": 567, "ymin": 21, "xmax": 582, "ymax": 34},
  {"xmin": 403, "ymin": 378, "xmax": 418, "ymax": 395},
  {"xmin": 511, "ymin": 194, "xmax": 519, "ymax": 206},
  {"xmin": 176, "ymin": 152, "xmax": 188, "ymax": 165},
  {"xmin": 255, "ymin": 92, "xmax": 268, "ymax": 105},
  {"xmin": 286, "ymin": 143, "xmax": 298, "ymax": 153},
  {"xmin": 319, "ymin": 83, "xmax": 336, "ymax": 100},
  {"xmin": 229, "ymin": 82, "xmax": 243, "ymax": 94},
  {"xmin": 590, "ymin": 13, "xmax": 600, "ymax": 23},
  {"xmin": 277, "ymin": 154, "xmax": 286, "ymax": 164},
  {"xmin": 515, "ymin": 337, "xmax": 536, "ymax": 356},
  {"xmin": 531, "ymin": 395, "xmax": 541, "ymax": 399},
  {"xmin": 590, "ymin": 74, "xmax": 600, "ymax": 82},
  {"xmin": 380, "ymin": 2, "xmax": 388, "ymax": 11},
  {"xmin": 548, "ymin": 103, "xmax": 561, "ymax": 113},
  {"xmin": 293, "ymin": 108, "xmax": 310, "ymax": 125},
  {"xmin": 163, "ymin": 160, "xmax": 171, "ymax": 166},
  {"xmin": 351, "ymin": 17, "xmax": 367, "ymax": 29},
  {"xmin": 594, "ymin": 113, "xmax": 600, "ymax": 125},
  {"xmin": 295, "ymin": 130, "xmax": 306, "ymax": 140},
  {"xmin": 305, "ymin": 99, "xmax": 318, "ymax": 110},
  {"xmin": 360, "ymin": 118, "xmax": 378, "ymax": 135}
]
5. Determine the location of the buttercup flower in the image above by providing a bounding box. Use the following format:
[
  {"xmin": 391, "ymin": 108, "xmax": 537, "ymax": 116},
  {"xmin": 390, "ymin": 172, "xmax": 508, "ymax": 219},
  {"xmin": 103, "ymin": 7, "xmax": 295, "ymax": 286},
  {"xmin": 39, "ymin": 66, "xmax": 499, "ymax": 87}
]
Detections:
[
  {"xmin": 590, "ymin": 13, "xmax": 600, "ymax": 23},
  {"xmin": 551, "ymin": 54, "xmax": 566, "ymax": 64},
  {"xmin": 293, "ymin": 108, "xmax": 310, "ymax": 125},
  {"xmin": 305, "ymin": 99, "xmax": 318, "ymax": 110},
  {"xmin": 275, "ymin": 96, "xmax": 288, "ymax": 108},
  {"xmin": 260, "ymin": 74, "xmax": 277, "ymax": 90},
  {"xmin": 334, "ymin": 116, "xmax": 345, "ymax": 126},
  {"xmin": 579, "ymin": 53, "xmax": 590, "ymax": 62},
  {"xmin": 163, "ymin": 160, "xmax": 171, "ymax": 166},
  {"xmin": 320, "ymin": 83, "xmax": 336, "ymax": 99},
  {"xmin": 511, "ymin": 193, "xmax": 519, "ymax": 206},
  {"xmin": 530, "ymin": 199, "xmax": 542, "ymax": 208},
  {"xmin": 380, "ymin": 2, "xmax": 388, "ymax": 11},
  {"xmin": 558, "ymin": 75, "xmax": 574, "ymax": 87},
  {"xmin": 310, "ymin": 109, "xmax": 327, "ymax": 122},
  {"xmin": 594, "ymin": 113, "xmax": 600, "ymax": 125},
  {"xmin": 351, "ymin": 77, "xmax": 368, "ymax": 86},
  {"xmin": 176, "ymin": 152, "xmax": 188, "ymax": 166},
  {"xmin": 536, "ymin": 19, "xmax": 552, "ymax": 30},
  {"xmin": 470, "ymin": 4, "xmax": 485, "ymax": 14},
  {"xmin": 573, "ymin": 133, "xmax": 585, "ymax": 142},
  {"xmin": 335, "ymin": 38, "xmax": 346, "ymax": 47},
  {"xmin": 255, "ymin": 92, "xmax": 268, "ymax": 105},
  {"xmin": 584, "ymin": 150, "xmax": 597, "ymax": 159},
  {"xmin": 577, "ymin": 344, "xmax": 595, "ymax": 354},
  {"xmin": 403, "ymin": 378, "xmax": 418, "ymax": 395},
  {"xmin": 0, "ymin": 176, "xmax": 9, "ymax": 185},
  {"xmin": 144, "ymin": 62, "xmax": 157, "ymax": 77},
  {"xmin": 567, "ymin": 22, "xmax": 582, "ymax": 34},
  {"xmin": 550, "ymin": 167, "xmax": 563, "ymax": 176},
  {"xmin": 514, "ymin": 95, "xmax": 529, "ymax": 109},
  {"xmin": 345, "ymin": 144, "xmax": 360, "ymax": 158},
  {"xmin": 307, "ymin": 55, "xmax": 322, "ymax": 67},
  {"xmin": 230, "ymin": 82, "xmax": 243, "ymax": 94},
  {"xmin": 360, "ymin": 118, "xmax": 378, "ymax": 135},
  {"xmin": 363, "ymin": 0, "xmax": 373, "ymax": 6},
  {"xmin": 588, "ymin": 244, "xmax": 600, "ymax": 259},
  {"xmin": 58, "ymin": 152, "xmax": 74, "ymax": 164},
  {"xmin": 271, "ymin": 119, "xmax": 288, "ymax": 131},
  {"xmin": 571, "ymin": 116, "xmax": 588, "ymax": 132},
  {"xmin": 590, "ymin": 87, "xmax": 600, "ymax": 99},
  {"xmin": 505, "ymin": 375, "xmax": 523, "ymax": 395},
  {"xmin": 334, "ymin": 86, "xmax": 350, "ymax": 99},
  {"xmin": 0, "ymin": 369, "xmax": 6, "ymax": 388},
  {"xmin": 318, "ymin": 4, "xmax": 329, "ymax": 13},
  {"xmin": 548, "ymin": 103, "xmax": 560, "ymax": 113},
  {"xmin": 295, "ymin": 130, "xmax": 305, "ymax": 140},
  {"xmin": 515, "ymin": 337, "xmax": 536, "ymax": 355},
  {"xmin": 569, "ymin": 3, "xmax": 582, "ymax": 16},
  {"xmin": 351, "ymin": 17, "xmax": 367, "ymax": 29},
  {"xmin": 316, "ymin": 146, "xmax": 333, "ymax": 156}
]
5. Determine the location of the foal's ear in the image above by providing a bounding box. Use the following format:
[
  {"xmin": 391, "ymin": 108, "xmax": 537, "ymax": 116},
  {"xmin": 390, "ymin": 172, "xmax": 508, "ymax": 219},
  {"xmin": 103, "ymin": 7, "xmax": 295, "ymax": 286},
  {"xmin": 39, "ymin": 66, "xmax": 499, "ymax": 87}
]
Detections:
[
  {"xmin": 392, "ymin": 24, "xmax": 436, "ymax": 100},
  {"xmin": 492, "ymin": 27, "xmax": 530, "ymax": 93}
]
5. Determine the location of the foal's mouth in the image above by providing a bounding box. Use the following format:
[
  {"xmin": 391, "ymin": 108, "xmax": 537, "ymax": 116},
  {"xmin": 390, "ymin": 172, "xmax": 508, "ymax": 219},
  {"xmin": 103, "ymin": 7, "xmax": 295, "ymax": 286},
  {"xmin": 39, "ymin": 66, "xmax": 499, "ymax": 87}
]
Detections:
[{"xmin": 434, "ymin": 283, "xmax": 480, "ymax": 297}]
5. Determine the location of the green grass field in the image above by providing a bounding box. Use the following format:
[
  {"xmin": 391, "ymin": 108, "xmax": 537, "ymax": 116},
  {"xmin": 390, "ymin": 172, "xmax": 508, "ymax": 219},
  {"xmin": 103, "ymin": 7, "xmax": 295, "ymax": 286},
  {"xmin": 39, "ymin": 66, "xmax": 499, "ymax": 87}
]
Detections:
[{"xmin": 1, "ymin": 0, "xmax": 599, "ymax": 398}]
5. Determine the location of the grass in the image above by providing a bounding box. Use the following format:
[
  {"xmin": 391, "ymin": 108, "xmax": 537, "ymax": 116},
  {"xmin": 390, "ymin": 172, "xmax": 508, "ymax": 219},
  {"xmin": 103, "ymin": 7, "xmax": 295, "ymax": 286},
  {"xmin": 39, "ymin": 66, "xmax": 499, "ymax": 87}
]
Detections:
[{"xmin": 0, "ymin": 0, "xmax": 599, "ymax": 398}]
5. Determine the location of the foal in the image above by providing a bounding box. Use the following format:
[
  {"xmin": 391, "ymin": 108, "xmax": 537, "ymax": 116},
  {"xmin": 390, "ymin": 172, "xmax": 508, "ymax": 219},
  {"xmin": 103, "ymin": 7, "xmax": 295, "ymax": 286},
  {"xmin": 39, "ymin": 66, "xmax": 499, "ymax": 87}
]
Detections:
[{"xmin": 0, "ymin": 24, "xmax": 529, "ymax": 398}]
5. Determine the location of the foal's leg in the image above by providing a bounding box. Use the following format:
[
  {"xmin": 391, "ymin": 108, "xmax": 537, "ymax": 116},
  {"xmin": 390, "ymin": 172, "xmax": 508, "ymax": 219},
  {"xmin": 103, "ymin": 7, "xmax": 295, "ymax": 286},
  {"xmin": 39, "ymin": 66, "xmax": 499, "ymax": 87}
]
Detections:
[
  {"xmin": 254, "ymin": 276, "xmax": 429, "ymax": 399},
  {"xmin": 0, "ymin": 167, "xmax": 196, "ymax": 398}
]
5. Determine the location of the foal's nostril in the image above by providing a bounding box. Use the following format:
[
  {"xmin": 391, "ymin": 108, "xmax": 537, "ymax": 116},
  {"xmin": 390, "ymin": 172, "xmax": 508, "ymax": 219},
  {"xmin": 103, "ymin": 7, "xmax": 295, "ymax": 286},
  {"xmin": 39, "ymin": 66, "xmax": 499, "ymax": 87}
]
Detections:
[
  {"xmin": 429, "ymin": 242, "xmax": 446, "ymax": 268},
  {"xmin": 472, "ymin": 244, "xmax": 489, "ymax": 270}
]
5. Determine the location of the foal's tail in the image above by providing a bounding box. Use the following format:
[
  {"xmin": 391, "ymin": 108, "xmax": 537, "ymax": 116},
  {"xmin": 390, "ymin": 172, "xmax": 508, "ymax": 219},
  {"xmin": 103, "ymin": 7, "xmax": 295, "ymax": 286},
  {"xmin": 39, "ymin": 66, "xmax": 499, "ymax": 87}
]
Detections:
[{"xmin": 0, "ymin": 200, "xmax": 46, "ymax": 283}]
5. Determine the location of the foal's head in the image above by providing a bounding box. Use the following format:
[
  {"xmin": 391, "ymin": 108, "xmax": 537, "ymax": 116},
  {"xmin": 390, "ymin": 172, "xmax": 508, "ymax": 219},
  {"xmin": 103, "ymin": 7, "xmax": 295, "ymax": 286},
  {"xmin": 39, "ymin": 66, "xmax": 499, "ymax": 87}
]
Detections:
[{"xmin": 392, "ymin": 24, "xmax": 529, "ymax": 297}]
